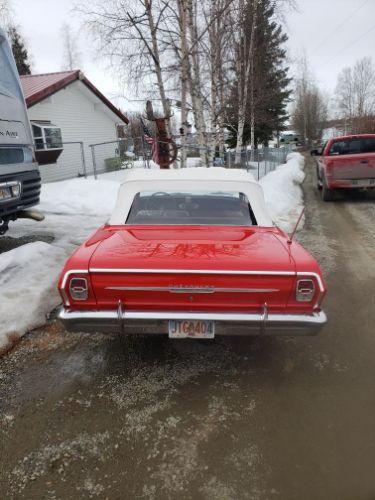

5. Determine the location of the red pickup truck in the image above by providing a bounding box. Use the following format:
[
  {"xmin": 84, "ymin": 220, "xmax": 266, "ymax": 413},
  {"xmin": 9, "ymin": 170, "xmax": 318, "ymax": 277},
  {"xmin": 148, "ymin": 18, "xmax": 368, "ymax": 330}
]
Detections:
[{"xmin": 312, "ymin": 134, "xmax": 375, "ymax": 201}]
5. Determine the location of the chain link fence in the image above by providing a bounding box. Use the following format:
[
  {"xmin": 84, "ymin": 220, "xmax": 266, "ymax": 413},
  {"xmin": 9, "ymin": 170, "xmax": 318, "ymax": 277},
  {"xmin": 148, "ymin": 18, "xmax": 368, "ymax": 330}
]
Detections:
[
  {"xmin": 221, "ymin": 146, "xmax": 293, "ymax": 179},
  {"xmin": 37, "ymin": 141, "xmax": 87, "ymax": 183},
  {"xmin": 87, "ymin": 135, "xmax": 294, "ymax": 181}
]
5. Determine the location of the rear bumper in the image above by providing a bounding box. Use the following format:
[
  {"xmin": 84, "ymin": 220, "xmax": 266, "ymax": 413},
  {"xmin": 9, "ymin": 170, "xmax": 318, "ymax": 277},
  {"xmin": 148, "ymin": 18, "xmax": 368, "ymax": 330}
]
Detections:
[
  {"xmin": 328, "ymin": 178, "xmax": 375, "ymax": 189},
  {"xmin": 58, "ymin": 308, "xmax": 327, "ymax": 337}
]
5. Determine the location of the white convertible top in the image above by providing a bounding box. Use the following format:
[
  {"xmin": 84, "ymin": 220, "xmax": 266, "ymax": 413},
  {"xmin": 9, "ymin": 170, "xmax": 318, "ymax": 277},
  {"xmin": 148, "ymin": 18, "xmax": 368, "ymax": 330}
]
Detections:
[{"xmin": 109, "ymin": 167, "xmax": 273, "ymax": 226}]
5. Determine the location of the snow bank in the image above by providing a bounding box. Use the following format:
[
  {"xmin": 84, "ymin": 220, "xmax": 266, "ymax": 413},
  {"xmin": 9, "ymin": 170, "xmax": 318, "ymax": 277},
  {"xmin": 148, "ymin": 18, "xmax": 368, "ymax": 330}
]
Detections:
[
  {"xmin": 260, "ymin": 152, "xmax": 305, "ymax": 232},
  {"xmin": 0, "ymin": 242, "xmax": 66, "ymax": 352},
  {"xmin": 39, "ymin": 178, "xmax": 120, "ymax": 216}
]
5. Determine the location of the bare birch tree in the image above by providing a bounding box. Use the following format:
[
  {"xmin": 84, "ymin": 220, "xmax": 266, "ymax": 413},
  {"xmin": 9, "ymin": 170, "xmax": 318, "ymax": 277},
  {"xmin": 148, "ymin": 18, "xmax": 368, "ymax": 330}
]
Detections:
[
  {"xmin": 77, "ymin": 0, "xmax": 172, "ymax": 132},
  {"xmin": 233, "ymin": 0, "xmax": 259, "ymax": 165},
  {"xmin": 78, "ymin": 0, "xmax": 291, "ymax": 166},
  {"xmin": 61, "ymin": 22, "xmax": 82, "ymax": 71},
  {"xmin": 206, "ymin": 0, "xmax": 231, "ymax": 164},
  {"xmin": 292, "ymin": 58, "xmax": 327, "ymax": 145},
  {"xmin": 176, "ymin": 0, "xmax": 189, "ymax": 167},
  {"xmin": 0, "ymin": 0, "xmax": 12, "ymax": 27},
  {"xmin": 336, "ymin": 57, "xmax": 375, "ymax": 120}
]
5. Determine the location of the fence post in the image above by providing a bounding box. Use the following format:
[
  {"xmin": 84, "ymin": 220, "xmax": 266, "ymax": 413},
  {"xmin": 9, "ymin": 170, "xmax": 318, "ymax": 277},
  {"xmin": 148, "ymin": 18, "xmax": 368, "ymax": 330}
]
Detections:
[
  {"xmin": 90, "ymin": 145, "xmax": 97, "ymax": 179},
  {"xmin": 264, "ymin": 148, "xmax": 267, "ymax": 175},
  {"xmin": 141, "ymin": 135, "xmax": 150, "ymax": 169},
  {"xmin": 79, "ymin": 142, "xmax": 87, "ymax": 178}
]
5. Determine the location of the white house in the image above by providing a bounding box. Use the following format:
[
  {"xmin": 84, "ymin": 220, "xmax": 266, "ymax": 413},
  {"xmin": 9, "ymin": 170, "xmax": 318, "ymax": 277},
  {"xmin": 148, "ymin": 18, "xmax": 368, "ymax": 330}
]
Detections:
[{"xmin": 20, "ymin": 70, "xmax": 128, "ymax": 183}]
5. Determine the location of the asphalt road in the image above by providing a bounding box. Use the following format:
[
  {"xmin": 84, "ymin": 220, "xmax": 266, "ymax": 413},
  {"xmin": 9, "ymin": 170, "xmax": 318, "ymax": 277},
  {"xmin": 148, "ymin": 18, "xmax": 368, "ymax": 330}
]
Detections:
[{"xmin": 1, "ymin": 155, "xmax": 375, "ymax": 500}]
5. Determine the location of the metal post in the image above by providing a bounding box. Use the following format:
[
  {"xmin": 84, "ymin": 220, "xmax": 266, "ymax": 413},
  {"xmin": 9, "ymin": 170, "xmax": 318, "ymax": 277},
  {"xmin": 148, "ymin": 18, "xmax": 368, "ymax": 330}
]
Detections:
[
  {"xmin": 90, "ymin": 145, "xmax": 97, "ymax": 179},
  {"xmin": 141, "ymin": 135, "xmax": 150, "ymax": 169},
  {"xmin": 79, "ymin": 142, "xmax": 87, "ymax": 178},
  {"xmin": 263, "ymin": 148, "xmax": 266, "ymax": 175}
]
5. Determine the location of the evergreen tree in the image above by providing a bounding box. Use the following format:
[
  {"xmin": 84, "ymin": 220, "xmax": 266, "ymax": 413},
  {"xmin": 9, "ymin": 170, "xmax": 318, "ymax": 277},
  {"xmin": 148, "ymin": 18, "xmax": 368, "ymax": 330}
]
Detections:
[
  {"xmin": 7, "ymin": 25, "xmax": 31, "ymax": 75},
  {"xmin": 227, "ymin": 0, "xmax": 291, "ymax": 148}
]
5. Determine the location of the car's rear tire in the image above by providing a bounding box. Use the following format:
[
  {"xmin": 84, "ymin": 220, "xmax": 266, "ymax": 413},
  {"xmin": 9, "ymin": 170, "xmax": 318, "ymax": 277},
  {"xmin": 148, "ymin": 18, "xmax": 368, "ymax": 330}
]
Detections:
[{"xmin": 322, "ymin": 180, "xmax": 334, "ymax": 201}]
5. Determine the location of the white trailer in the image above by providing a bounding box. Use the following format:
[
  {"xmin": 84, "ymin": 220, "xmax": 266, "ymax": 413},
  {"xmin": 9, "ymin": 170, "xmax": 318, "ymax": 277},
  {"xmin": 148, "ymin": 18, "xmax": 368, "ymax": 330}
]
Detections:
[{"xmin": 0, "ymin": 27, "xmax": 43, "ymax": 235}]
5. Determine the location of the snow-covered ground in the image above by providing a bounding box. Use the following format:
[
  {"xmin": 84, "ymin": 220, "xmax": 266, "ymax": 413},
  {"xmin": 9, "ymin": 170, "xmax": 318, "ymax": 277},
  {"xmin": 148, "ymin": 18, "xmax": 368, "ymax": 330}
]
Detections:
[{"xmin": 0, "ymin": 153, "xmax": 305, "ymax": 351}]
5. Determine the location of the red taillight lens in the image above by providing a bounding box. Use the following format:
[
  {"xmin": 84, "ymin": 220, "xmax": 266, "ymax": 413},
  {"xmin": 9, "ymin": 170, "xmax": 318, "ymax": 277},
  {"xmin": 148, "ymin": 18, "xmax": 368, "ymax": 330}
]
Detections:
[
  {"xmin": 69, "ymin": 277, "xmax": 88, "ymax": 300},
  {"xmin": 296, "ymin": 279, "xmax": 315, "ymax": 302}
]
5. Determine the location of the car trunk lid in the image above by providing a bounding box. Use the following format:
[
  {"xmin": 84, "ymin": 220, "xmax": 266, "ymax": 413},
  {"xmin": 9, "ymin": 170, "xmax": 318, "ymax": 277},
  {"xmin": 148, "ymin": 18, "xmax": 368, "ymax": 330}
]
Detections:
[{"xmin": 88, "ymin": 227, "xmax": 296, "ymax": 312}]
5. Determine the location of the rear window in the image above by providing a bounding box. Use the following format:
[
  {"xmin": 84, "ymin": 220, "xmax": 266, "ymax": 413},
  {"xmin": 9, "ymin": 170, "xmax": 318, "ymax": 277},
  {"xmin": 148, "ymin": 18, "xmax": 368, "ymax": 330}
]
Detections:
[
  {"xmin": 329, "ymin": 138, "xmax": 375, "ymax": 155},
  {"xmin": 125, "ymin": 190, "xmax": 257, "ymax": 226}
]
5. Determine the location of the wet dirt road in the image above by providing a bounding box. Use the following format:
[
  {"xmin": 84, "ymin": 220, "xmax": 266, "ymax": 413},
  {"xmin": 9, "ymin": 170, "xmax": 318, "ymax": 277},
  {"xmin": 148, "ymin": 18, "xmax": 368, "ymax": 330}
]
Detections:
[{"xmin": 1, "ymin": 156, "xmax": 375, "ymax": 500}]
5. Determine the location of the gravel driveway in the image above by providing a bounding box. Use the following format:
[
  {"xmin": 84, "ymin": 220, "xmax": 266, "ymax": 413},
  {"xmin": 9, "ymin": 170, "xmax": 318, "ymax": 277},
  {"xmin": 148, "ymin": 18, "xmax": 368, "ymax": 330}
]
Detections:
[{"xmin": 1, "ymin": 155, "xmax": 375, "ymax": 499}]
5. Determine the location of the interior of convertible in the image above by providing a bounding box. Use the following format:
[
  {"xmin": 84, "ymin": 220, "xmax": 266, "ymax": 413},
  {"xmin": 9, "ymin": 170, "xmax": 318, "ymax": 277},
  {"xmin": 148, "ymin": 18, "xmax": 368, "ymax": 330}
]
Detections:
[{"xmin": 125, "ymin": 190, "xmax": 257, "ymax": 226}]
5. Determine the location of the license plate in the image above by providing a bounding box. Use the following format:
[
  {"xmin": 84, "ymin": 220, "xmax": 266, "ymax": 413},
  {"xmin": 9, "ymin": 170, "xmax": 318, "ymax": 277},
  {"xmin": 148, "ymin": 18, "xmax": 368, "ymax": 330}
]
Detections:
[
  {"xmin": 0, "ymin": 187, "xmax": 12, "ymax": 201},
  {"xmin": 168, "ymin": 320, "xmax": 215, "ymax": 339},
  {"xmin": 352, "ymin": 179, "xmax": 375, "ymax": 187}
]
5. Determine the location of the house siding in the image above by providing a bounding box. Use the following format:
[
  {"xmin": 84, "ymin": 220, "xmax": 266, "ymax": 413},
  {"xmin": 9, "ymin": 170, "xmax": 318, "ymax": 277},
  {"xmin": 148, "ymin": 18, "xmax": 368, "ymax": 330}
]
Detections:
[{"xmin": 28, "ymin": 80, "xmax": 125, "ymax": 183}]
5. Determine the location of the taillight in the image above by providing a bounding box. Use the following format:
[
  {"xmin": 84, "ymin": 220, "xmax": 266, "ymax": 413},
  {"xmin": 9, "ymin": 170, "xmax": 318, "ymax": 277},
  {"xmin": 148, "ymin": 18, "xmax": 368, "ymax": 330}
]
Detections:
[
  {"xmin": 296, "ymin": 279, "xmax": 315, "ymax": 302},
  {"xmin": 69, "ymin": 277, "xmax": 88, "ymax": 300}
]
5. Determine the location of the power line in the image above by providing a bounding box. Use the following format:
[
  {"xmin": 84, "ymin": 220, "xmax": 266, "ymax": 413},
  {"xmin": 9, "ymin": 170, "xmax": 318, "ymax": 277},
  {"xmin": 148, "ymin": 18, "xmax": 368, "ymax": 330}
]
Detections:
[
  {"xmin": 311, "ymin": 0, "xmax": 370, "ymax": 55},
  {"xmin": 321, "ymin": 23, "xmax": 375, "ymax": 67}
]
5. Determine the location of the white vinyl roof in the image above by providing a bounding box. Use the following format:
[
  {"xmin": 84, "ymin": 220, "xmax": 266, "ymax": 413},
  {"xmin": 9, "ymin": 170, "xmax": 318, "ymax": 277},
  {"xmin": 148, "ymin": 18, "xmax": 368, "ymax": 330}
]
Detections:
[{"xmin": 109, "ymin": 167, "xmax": 273, "ymax": 226}]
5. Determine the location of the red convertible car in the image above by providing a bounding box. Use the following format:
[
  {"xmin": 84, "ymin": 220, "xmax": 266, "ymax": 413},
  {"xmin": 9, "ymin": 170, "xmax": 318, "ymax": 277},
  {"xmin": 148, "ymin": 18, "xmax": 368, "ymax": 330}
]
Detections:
[{"xmin": 58, "ymin": 168, "xmax": 327, "ymax": 339}]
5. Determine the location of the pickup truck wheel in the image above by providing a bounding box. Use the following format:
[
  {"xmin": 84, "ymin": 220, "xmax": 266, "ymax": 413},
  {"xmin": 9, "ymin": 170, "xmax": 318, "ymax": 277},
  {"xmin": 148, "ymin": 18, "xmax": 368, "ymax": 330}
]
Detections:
[{"xmin": 322, "ymin": 181, "xmax": 334, "ymax": 202}]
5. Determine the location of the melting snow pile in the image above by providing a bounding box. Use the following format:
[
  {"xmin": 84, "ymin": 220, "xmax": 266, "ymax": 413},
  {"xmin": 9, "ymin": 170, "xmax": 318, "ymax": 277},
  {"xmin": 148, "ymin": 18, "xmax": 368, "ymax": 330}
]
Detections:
[
  {"xmin": 39, "ymin": 177, "xmax": 120, "ymax": 217},
  {"xmin": 0, "ymin": 242, "xmax": 66, "ymax": 351},
  {"xmin": 260, "ymin": 152, "xmax": 305, "ymax": 233},
  {"xmin": 0, "ymin": 152, "xmax": 306, "ymax": 351}
]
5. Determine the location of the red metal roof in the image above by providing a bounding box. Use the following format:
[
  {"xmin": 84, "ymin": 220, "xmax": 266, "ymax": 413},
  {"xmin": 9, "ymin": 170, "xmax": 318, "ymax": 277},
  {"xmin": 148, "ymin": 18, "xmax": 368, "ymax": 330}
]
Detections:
[{"xmin": 20, "ymin": 70, "xmax": 128, "ymax": 124}]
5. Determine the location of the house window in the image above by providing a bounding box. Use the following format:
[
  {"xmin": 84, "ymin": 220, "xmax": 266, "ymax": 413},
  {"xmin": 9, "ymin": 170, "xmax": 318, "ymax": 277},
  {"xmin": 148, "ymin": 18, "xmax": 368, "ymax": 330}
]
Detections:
[{"xmin": 31, "ymin": 122, "xmax": 62, "ymax": 150}]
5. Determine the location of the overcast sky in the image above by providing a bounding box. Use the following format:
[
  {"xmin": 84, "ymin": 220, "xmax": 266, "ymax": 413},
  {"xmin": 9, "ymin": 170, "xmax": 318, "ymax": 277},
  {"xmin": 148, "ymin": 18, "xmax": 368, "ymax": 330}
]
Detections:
[{"xmin": 8, "ymin": 0, "xmax": 375, "ymax": 113}]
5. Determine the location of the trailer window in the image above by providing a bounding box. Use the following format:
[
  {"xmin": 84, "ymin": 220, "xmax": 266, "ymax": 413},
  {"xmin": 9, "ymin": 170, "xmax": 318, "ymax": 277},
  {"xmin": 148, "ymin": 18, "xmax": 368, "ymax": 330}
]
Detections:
[{"xmin": 126, "ymin": 190, "xmax": 257, "ymax": 226}]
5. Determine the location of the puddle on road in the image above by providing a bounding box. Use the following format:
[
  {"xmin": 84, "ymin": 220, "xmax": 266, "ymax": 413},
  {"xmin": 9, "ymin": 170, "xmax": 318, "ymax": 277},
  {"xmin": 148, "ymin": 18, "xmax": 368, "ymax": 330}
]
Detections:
[{"xmin": 0, "ymin": 233, "xmax": 55, "ymax": 255}]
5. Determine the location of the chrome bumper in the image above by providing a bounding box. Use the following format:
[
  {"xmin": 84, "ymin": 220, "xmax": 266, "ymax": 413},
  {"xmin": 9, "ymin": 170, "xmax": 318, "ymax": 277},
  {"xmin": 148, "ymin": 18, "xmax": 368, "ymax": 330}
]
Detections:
[{"xmin": 58, "ymin": 308, "xmax": 327, "ymax": 336}]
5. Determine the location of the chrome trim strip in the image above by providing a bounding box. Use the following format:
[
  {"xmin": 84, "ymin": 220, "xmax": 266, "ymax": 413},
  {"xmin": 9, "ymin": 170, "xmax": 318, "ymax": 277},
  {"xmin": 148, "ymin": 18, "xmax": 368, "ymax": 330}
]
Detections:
[
  {"xmin": 260, "ymin": 303, "xmax": 268, "ymax": 335},
  {"xmin": 90, "ymin": 268, "xmax": 295, "ymax": 276},
  {"xmin": 105, "ymin": 286, "xmax": 279, "ymax": 293},
  {"xmin": 117, "ymin": 300, "xmax": 125, "ymax": 334}
]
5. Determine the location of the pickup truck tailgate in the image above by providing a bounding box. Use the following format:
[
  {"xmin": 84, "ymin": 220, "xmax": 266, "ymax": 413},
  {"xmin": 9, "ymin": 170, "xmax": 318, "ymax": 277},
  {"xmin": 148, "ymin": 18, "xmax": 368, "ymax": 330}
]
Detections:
[{"xmin": 330, "ymin": 153, "xmax": 375, "ymax": 180}]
